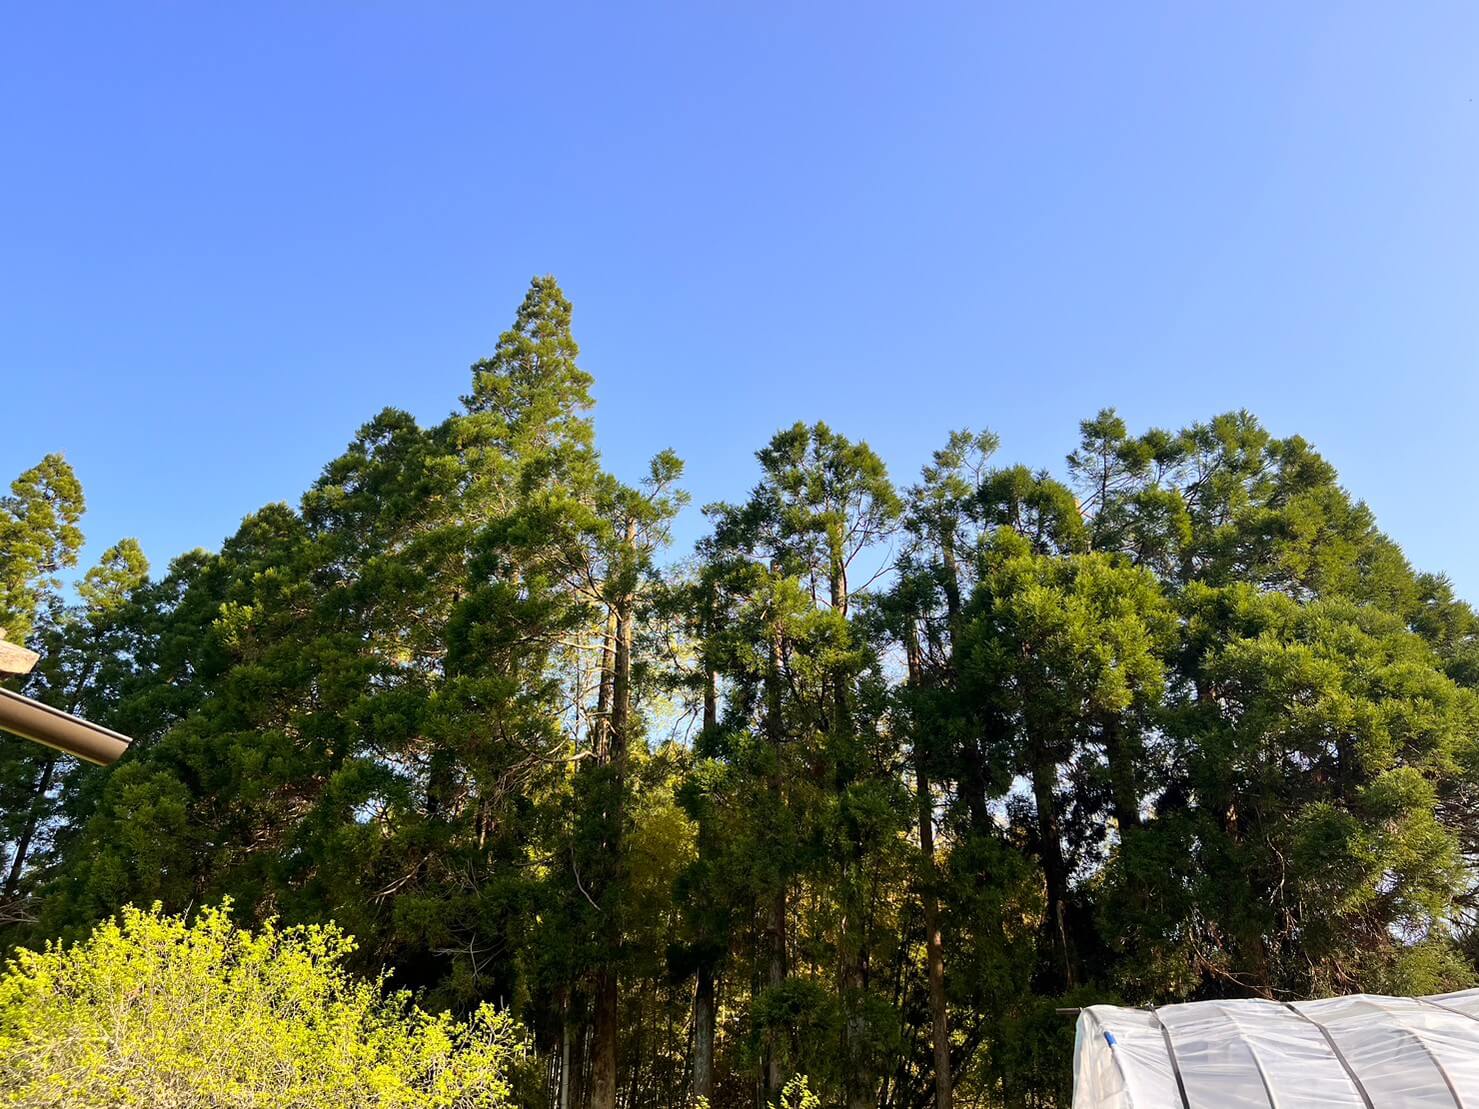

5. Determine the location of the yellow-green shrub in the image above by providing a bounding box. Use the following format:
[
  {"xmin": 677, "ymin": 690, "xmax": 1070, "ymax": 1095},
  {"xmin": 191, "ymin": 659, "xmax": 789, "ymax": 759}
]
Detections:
[
  {"xmin": 773, "ymin": 1076, "xmax": 820, "ymax": 1109},
  {"xmin": 0, "ymin": 901, "xmax": 524, "ymax": 1108}
]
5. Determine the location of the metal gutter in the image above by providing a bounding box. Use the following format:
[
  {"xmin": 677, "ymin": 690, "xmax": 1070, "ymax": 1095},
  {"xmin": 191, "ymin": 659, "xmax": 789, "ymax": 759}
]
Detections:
[{"xmin": 0, "ymin": 687, "xmax": 132, "ymax": 765}]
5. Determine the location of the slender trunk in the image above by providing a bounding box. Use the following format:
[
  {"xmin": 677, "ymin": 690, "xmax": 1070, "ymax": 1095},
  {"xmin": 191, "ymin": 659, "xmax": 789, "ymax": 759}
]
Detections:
[
  {"xmin": 560, "ymin": 1019, "xmax": 573, "ymax": 1109},
  {"xmin": 918, "ymin": 776, "xmax": 953, "ymax": 1109},
  {"xmin": 829, "ymin": 557, "xmax": 851, "ymax": 736},
  {"xmin": 843, "ymin": 952, "xmax": 870, "ymax": 1109},
  {"xmin": 558, "ymin": 990, "xmax": 580, "ymax": 1109},
  {"xmin": 831, "ymin": 546, "xmax": 871, "ymax": 1109},
  {"xmin": 906, "ymin": 621, "xmax": 952, "ymax": 1109},
  {"xmin": 765, "ymin": 886, "xmax": 787, "ymax": 1100},
  {"xmin": 692, "ymin": 647, "xmax": 720, "ymax": 1105},
  {"xmin": 693, "ymin": 962, "xmax": 716, "ymax": 1104},
  {"xmin": 749, "ymin": 900, "xmax": 763, "ymax": 1109},
  {"xmin": 582, "ymin": 1020, "xmax": 594, "ymax": 1109},
  {"xmin": 703, "ymin": 661, "xmax": 717, "ymax": 733},
  {"xmin": 594, "ymin": 607, "xmax": 618, "ymax": 754},
  {"xmin": 762, "ymin": 562, "xmax": 788, "ymax": 1104},
  {"xmin": 565, "ymin": 1023, "xmax": 578, "ymax": 1109},
  {"xmin": 1102, "ymin": 716, "xmax": 1140, "ymax": 834},
  {"xmin": 609, "ymin": 548, "xmax": 634, "ymax": 789},
  {"xmin": 626, "ymin": 976, "xmax": 646, "ymax": 1109},
  {"xmin": 4, "ymin": 755, "xmax": 57, "ymax": 896},
  {"xmin": 591, "ymin": 524, "xmax": 636, "ymax": 1109},
  {"xmin": 1031, "ymin": 753, "xmax": 1076, "ymax": 990},
  {"xmin": 591, "ymin": 970, "xmax": 617, "ymax": 1109}
]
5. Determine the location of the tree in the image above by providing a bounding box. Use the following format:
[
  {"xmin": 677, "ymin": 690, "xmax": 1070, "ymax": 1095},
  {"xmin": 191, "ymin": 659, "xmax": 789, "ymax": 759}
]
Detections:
[
  {"xmin": 957, "ymin": 534, "xmax": 1175, "ymax": 993},
  {"xmin": 583, "ymin": 456, "xmax": 688, "ymax": 1109},
  {"xmin": 887, "ymin": 427, "xmax": 999, "ymax": 1109},
  {"xmin": 704, "ymin": 422, "xmax": 903, "ymax": 1109},
  {"xmin": 1146, "ymin": 586, "xmax": 1479, "ymax": 998},
  {"xmin": 0, "ymin": 455, "xmax": 84, "ymax": 644},
  {"xmin": 1, "ymin": 540, "xmax": 149, "ymax": 908}
]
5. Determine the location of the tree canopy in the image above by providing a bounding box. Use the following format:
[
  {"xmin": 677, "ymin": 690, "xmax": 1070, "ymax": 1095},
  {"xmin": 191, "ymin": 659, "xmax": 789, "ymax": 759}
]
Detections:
[{"xmin": 3, "ymin": 278, "xmax": 1477, "ymax": 1108}]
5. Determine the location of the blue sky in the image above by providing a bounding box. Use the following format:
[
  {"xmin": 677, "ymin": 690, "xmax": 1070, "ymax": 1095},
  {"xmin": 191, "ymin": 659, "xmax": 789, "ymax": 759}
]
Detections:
[{"xmin": 5, "ymin": 4, "xmax": 1478, "ymax": 595}]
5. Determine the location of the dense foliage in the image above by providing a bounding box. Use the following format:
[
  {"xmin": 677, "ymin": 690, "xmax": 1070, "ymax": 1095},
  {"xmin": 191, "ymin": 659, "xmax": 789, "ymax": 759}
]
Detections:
[
  {"xmin": 4, "ymin": 277, "xmax": 1479, "ymax": 1107},
  {"xmin": 0, "ymin": 902, "xmax": 525, "ymax": 1108}
]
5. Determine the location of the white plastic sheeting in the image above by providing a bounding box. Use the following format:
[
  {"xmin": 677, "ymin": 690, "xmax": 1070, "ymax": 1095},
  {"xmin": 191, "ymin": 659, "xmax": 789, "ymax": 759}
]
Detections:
[{"xmin": 1072, "ymin": 989, "xmax": 1479, "ymax": 1108}]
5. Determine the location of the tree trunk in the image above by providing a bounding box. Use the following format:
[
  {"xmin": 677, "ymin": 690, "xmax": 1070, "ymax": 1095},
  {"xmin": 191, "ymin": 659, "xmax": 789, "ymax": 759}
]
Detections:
[
  {"xmin": 693, "ymin": 961, "xmax": 716, "ymax": 1104},
  {"xmin": 918, "ymin": 772, "xmax": 953, "ymax": 1109},
  {"xmin": 593, "ymin": 606, "xmax": 618, "ymax": 754},
  {"xmin": 764, "ymin": 885, "xmax": 788, "ymax": 1101},
  {"xmin": 558, "ymin": 991, "xmax": 579, "ymax": 1109},
  {"xmin": 829, "ymin": 558, "xmax": 851, "ymax": 737},
  {"xmin": 1102, "ymin": 716, "xmax": 1140, "ymax": 835},
  {"xmin": 590, "ymin": 524, "xmax": 636, "ymax": 1109},
  {"xmin": 590, "ymin": 943, "xmax": 619, "ymax": 1107},
  {"xmin": 1031, "ymin": 753, "xmax": 1076, "ymax": 990},
  {"xmin": 4, "ymin": 755, "xmax": 57, "ymax": 896},
  {"xmin": 831, "ymin": 544, "xmax": 872, "ymax": 1109},
  {"xmin": 843, "ymin": 949, "xmax": 871, "ymax": 1109},
  {"xmin": 691, "ymin": 647, "xmax": 720, "ymax": 1106},
  {"xmin": 559, "ymin": 1023, "xmax": 573, "ymax": 1109},
  {"xmin": 907, "ymin": 622, "xmax": 952, "ymax": 1109},
  {"xmin": 762, "ymin": 562, "xmax": 788, "ymax": 1105}
]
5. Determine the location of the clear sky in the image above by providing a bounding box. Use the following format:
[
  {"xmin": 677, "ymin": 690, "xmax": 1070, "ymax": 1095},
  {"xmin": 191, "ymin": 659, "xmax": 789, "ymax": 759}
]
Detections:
[{"xmin": 5, "ymin": 4, "xmax": 1478, "ymax": 596}]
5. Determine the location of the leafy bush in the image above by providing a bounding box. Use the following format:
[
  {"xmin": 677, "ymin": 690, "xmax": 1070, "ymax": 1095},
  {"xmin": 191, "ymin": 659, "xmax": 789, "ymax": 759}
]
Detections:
[
  {"xmin": 773, "ymin": 1076, "xmax": 820, "ymax": 1109},
  {"xmin": 0, "ymin": 902, "xmax": 524, "ymax": 1108}
]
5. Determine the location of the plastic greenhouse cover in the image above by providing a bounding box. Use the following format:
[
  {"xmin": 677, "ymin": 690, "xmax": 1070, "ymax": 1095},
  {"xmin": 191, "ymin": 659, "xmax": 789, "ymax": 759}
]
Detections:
[{"xmin": 1072, "ymin": 988, "xmax": 1479, "ymax": 1108}]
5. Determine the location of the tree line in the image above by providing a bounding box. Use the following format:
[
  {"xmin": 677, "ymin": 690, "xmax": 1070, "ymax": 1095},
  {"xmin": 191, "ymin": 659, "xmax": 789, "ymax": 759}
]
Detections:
[{"xmin": 3, "ymin": 276, "xmax": 1479, "ymax": 1108}]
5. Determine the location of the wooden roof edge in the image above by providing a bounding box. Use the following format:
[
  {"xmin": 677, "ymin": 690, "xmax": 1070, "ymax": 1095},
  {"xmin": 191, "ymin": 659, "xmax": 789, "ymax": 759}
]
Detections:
[{"xmin": 0, "ymin": 636, "xmax": 39, "ymax": 678}]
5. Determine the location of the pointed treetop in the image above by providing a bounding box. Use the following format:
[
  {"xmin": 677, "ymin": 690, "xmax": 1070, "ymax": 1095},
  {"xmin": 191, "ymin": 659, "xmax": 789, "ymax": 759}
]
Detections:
[{"xmin": 0, "ymin": 454, "xmax": 85, "ymax": 642}]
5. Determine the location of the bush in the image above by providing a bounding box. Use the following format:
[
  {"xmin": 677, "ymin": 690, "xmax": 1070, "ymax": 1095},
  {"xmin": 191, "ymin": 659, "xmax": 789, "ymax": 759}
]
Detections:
[
  {"xmin": 773, "ymin": 1076, "xmax": 820, "ymax": 1109},
  {"xmin": 0, "ymin": 901, "xmax": 524, "ymax": 1108}
]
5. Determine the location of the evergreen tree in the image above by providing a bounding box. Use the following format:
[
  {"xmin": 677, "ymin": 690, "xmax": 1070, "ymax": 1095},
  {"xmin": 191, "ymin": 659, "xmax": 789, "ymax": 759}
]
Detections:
[
  {"xmin": 1, "ymin": 539, "xmax": 149, "ymax": 909},
  {"xmin": 0, "ymin": 454, "xmax": 84, "ymax": 644},
  {"xmin": 7, "ymin": 292, "xmax": 1479, "ymax": 1108}
]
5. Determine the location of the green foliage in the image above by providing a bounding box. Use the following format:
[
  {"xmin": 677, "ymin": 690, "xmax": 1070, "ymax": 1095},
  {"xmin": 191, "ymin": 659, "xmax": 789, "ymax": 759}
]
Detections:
[
  {"xmin": 0, "ymin": 453, "xmax": 84, "ymax": 643},
  {"xmin": 0, "ymin": 901, "xmax": 525, "ymax": 1108},
  {"xmin": 772, "ymin": 1076, "xmax": 821, "ymax": 1109},
  {"xmin": 6, "ymin": 285, "xmax": 1479, "ymax": 1108}
]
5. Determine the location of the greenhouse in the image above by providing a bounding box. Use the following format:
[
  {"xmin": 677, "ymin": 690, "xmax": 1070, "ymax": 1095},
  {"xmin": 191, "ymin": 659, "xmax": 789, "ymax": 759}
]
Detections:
[{"xmin": 1072, "ymin": 989, "xmax": 1479, "ymax": 1107}]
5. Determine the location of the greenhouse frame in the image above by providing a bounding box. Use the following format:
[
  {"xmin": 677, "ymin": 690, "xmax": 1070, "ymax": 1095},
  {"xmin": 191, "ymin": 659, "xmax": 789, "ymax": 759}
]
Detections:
[{"xmin": 1072, "ymin": 989, "xmax": 1479, "ymax": 1107}]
